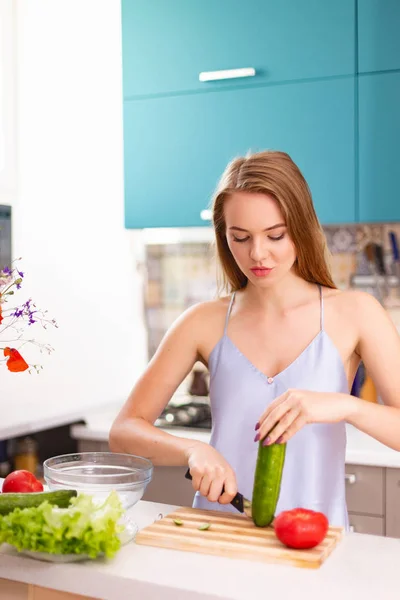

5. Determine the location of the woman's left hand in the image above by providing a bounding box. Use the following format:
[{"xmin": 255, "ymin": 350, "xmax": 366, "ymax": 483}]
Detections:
[{"xmin": 255, "ymin": 389, "xmax": 358, "ymax": 446}]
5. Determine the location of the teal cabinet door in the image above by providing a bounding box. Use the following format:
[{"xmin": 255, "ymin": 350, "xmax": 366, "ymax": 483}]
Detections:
[
  {"xmin": 358, "ymin": 0, "xmax": 400, "ymax": 73},
  {"xmin": 358, "ymin": 72, "xmax": 400, "ymax": 222},
  {"xmin": 123, "ymin": 78, "xmax": 355, "ymax": 228},
  {"xmin": 121, "ymin": 0, "xmax": 355, "ymax": 98}
]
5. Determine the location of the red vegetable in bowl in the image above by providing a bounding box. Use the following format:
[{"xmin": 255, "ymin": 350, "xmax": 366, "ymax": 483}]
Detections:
[
  {"xmin": 2, "ymin": 470, "xmax": 44, "ymax": 493},
  {"xmin": 273, "ymin": 508, "xmax": 329, "ymax": 549}
]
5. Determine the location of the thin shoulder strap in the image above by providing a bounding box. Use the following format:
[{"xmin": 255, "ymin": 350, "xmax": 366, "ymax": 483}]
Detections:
[
  {"xmin": 224, "ymin": 292, "xmax": 236, "ymax": 335},
  {"xmin": 318, "ymin": 284, "xmax": 324, "ymax": 331}
]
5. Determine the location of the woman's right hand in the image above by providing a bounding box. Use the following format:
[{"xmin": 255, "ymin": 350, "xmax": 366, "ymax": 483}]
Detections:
[{"xmin": 185, "ymin": 442, "xmax": 238, "ymax": 504}]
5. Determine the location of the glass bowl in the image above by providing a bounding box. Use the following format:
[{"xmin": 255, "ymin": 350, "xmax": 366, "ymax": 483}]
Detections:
[{"xmin": 43, "ymin": 452, "xmax": 153, "ymax": 510}]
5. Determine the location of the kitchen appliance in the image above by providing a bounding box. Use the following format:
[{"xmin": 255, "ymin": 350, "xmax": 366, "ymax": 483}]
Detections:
[
  {"xmin": 155, "ymin": 399, "xmax": 212, "ymax": 430},
  {"xmin": 135, "ymin": 507, "xmax": 344, "ymax": 569}
]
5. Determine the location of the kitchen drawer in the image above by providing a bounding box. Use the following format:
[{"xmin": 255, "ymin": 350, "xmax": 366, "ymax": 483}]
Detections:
[
  {"xmin": 348, "ymin": 513, "xmax": 384, "ymax": 536},
  {"xmin": 345, "ymin": 464, "xmax": 384, "ymax": 516},
  {"xmin": 386, "ymin": 468, "xmax": 400, "ymax": 538},
  {"xmin": 121, "ymin": 0, "xmax": 355, "ymax": 97}
]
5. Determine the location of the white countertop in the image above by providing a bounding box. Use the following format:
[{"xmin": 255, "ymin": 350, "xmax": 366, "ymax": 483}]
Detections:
[
  {"xmin": 0, "ymin": 400, "xmax": 119, "ymax": 442},
  {"xmin": 0, "ymin": 499, "xmax": 399, "ymax": 600},
  {"xmin": 70, "ymin": 406, "xmax": 400, "ymax": 469}
]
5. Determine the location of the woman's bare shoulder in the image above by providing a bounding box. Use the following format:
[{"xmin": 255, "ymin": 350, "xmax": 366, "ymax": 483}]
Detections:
[
  {"xmin": 323, "ymin": 286, "xmax": 384, "ymax": 319},
  {"xmin": 169, "ymin": 295, "xmax": 232, "ymax": 363},
  {"xmin": 178, "ymin": 295, "xmax": 232, "ymax": 328}
]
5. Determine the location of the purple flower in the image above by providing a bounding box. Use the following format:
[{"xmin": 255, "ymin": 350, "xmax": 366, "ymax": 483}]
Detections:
[
  {"xmin": 3, "ymin": 266, "xmax": 11, "ymax": 275},
  {"xmin": 17, "ymin": 270, "xmax": 24, "ymax": 278}
]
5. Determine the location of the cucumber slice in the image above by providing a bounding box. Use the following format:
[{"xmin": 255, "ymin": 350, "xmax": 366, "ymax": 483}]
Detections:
[{"xmin": 252, "ymin": 441, "xmax": 286, "ymax": 527}]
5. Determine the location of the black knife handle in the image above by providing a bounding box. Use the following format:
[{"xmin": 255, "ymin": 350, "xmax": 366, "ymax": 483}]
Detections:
[
  {"xmin": 184, "ymin": 468, "xmax": 244, "ymax": 513},
  {"xmin": 374, "ymin": 244, "xmax": 386, "ymax": 275}
]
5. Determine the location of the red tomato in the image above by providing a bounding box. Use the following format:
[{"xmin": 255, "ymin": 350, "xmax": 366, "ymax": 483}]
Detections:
[
  {"xmin": 31, "ymin": 479, "xmax": 44, "ymax": 492},
  {"xmin": 274, "ymin": 508, "xmax": 329, "ymax": 549},
  {"xmin": 2, "ymin": 470, "xmax": 44, "ymax": 493}
]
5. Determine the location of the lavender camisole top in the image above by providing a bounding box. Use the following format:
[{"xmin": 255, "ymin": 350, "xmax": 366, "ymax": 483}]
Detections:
[{"xmin": 192, "ymin": 285, "xmax": 350, "ymax": 529}]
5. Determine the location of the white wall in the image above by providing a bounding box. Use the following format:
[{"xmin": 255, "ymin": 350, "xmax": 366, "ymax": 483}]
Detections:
[{"xmin": 1, "ymin": 0, "xmax": 147, "ymax": 415}]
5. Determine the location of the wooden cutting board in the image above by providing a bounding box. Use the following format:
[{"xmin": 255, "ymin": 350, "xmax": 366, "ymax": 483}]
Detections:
[{"xmin": 135, "ymin": 507, "xmax": 344, "ymax": 569}]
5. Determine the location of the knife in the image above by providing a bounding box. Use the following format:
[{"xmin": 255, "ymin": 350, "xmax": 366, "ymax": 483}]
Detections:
[
  {"xmin": 373, "ymin": 243, "xmax": 390, "ymax": 300},
  {"xmin": 389, "ymin": 231, "xmax": 400, "ymax": 295},
  {"xmin": 184, "ymin": 468, "xmax": 252, "ymax": 518},
  {"xmin": 364, "ymin": 242, "xmax": 384, "ymax": 303}
]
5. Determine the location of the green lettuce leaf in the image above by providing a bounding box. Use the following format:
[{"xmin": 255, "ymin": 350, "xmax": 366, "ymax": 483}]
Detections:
[{"xmin": 0, "ymin": 491, "xmax": 124, "ymax": 558}]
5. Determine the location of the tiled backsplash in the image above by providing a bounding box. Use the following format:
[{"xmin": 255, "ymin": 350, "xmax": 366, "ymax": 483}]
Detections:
[
  {"xmin": 145, "ymin": 242, "xmax": 218, "ymax": 358},
  {"xmin": 324, "ymin": 223, "xmax": 400, "ymax": 288},
  {"xmin": 144, "ymin": 223, "xmax": 400, "ymax": 361}
]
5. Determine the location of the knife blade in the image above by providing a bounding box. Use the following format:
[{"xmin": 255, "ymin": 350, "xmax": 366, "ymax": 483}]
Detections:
[{"xmin": 184, "ymin": 468, "xmax": 252, "ymax": 518}]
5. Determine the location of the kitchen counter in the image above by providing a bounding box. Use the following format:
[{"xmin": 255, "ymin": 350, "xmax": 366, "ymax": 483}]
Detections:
[
  {"xmin": 0, "ymin": 400, "xmax": 119, "ymax": 442},
  {"xmin": 70, "ymin": 405, "xmax": 400, "ymax": 469},
  {"xmin": 0, "ymin": 499, "xmax": 399, "ymax": 600}
]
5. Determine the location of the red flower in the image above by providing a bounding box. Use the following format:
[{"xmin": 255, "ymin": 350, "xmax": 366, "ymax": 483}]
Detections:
[
  {"xmin": 3, "ymin": 347, "xmax": 29, "ymax": 372},
  {"xmin": 0, "ymin": 303, "xmax": 3, "ymax": 325}
]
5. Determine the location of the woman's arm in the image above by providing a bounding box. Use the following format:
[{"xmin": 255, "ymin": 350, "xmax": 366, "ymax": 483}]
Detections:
[
  {"xmin": 109, "ymin": 304, "xmax": 205, "ymax": 465},
  {"xmin": 109, "ymin": 300, "xmax": 239, "ymax": 503},
  {"xmin": 345, "ymin": 292, "xmax": 400, "ymax": 450},
  {"xmin": 256, "ymin": 292, "xmax": 400, "ymax": 452}
]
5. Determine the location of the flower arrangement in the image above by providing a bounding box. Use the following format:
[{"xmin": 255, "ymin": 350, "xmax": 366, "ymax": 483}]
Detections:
[{"xmin": 0, "ymin": 259, "xmax": 57, "ymax": 373}]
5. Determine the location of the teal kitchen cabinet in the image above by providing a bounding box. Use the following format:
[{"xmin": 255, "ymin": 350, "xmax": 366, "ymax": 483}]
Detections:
[
  {"xmin": 358, "ymin": 72, "xmax": 400, "ymax": 223},
  {"xmin": 121, "ymin": 0, "xmax": 355, "ymax": 98},
  {"xmin": 358, "ymin": 0, "xmax": 400, "ymax": 73},
  {"xmin": 123, "ymin": 77, "xmax": 355, "ymax": 228}
]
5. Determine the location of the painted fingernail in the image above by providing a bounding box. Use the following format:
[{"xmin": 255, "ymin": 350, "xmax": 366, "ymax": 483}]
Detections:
[
  {"xmin": 262, "ymin": 436, "xmax": 271, "ymax": 446},
  {"xmin": 254, "ymin": 433, "xmax": 260, "ymax": 442},
  {"xmin": 255, "ymin": 422, "xmax": 260, "ymax": 431},
  {"xmin": 276, "ymin": 436, "xmax": 284, "ymax": 444}
]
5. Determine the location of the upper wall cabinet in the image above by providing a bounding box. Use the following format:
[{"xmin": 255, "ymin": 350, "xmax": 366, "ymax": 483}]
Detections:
[
  {"xmin": 358, "ymin": 72, "xmax": 400, "ymax": 222},
  {"xmin": 121, "ymin": 0, "xmax": 355, "ymax": 98},
  {"xmin": 358, "ymin": 0, "xmax": 400, "ymax": 73},
  {"xmin": 123, "ymin": 78, "xmax": 355, "ymax": 228}
]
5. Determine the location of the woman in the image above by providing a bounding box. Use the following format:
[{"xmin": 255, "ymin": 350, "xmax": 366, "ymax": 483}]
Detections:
[{"xmin": 109, "ymin": 150, "xmax": 400, "ymax": 529}]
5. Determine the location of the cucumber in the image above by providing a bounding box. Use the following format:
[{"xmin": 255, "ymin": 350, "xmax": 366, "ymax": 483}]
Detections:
[
  {"xmin": 0, "ymin": 490, "xmax": 77, "ymax": 515},
  {"xmin": 252, "ymin": 441, "xmax": 286, "ymax": 527}
]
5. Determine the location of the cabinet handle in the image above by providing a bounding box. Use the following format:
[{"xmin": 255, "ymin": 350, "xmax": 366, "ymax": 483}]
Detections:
[
  {"xmin": 199, "ymin": 67, "xmax": 256, "ymax": 82},
  {"xmin": 345, "ymin": 473, "xmax": 356, "ymax": 484},
  {"xmin": 200, "ymin": 209, "xmax": 212, "ymax": 221}
]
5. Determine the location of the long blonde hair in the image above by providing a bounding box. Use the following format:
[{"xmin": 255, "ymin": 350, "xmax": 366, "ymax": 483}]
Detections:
[{"xmin": 211, "ymin": 150, "xmax": 336, "ymax": 294}]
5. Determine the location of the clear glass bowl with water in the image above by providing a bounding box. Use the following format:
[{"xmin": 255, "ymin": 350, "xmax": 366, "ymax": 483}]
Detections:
[
  {"xmin": 43, "ymin": 452, "xmax": 153, "ymax": 544},
  {"xmin": 43, "ymin": 452, "xmax": 153, "ymax": 508}
]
